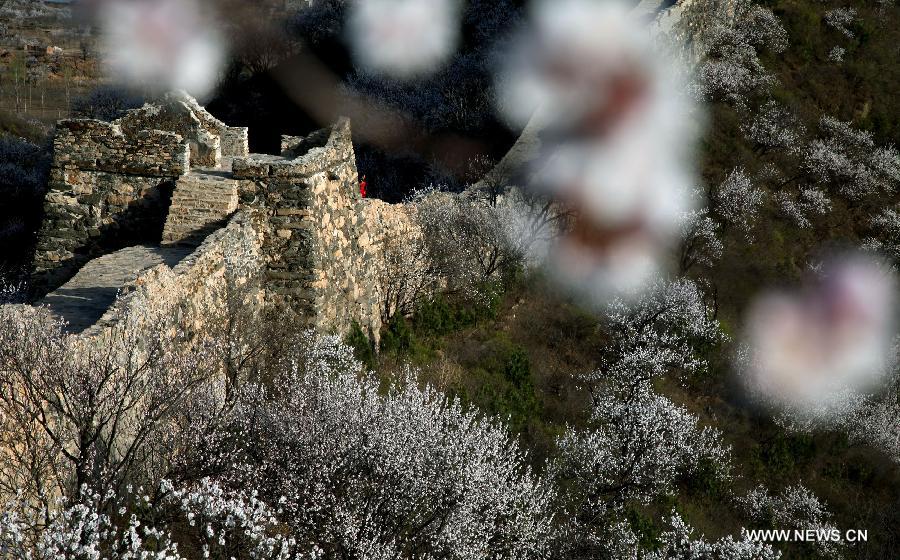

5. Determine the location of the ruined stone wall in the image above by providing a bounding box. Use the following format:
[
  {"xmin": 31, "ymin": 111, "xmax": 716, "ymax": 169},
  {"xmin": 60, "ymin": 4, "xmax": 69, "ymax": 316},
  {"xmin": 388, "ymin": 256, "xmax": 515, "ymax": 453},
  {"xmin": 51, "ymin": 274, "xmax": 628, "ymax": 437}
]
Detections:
[
  {"xmin": 84, "ymin": 210, "xmax": 265, "ymax": 340},
  {"xmin": 32, "ymin": 119, "xmax": 190, "ymax": 293},
  {"xmin": 176, "ymin": 91, "xmax": 250, "ymax": 158},
  {"xmin": 231, "ymin": 119, "xmax": 418, "ymax": 342},
  {"xmin": 0, "ymin": 212, "xmax": 264, "ymax": 503},
  {"xmin": 117, "ymin": 100, "xmax": 221, "ymax": 168},
  {"xmin": 114, "ymin": 92, "xmax": 250, "ymax": 167},
  {"xmin": 32, "ymin": 99, "xmax": 420, "ymax": 342},
  {"xmin": 231, "ymin": 119, "xmax": 356, "ymax": 330},
  {"xmin": 221, "ymin": 126, "xmax": 250, "ymax": 158}
]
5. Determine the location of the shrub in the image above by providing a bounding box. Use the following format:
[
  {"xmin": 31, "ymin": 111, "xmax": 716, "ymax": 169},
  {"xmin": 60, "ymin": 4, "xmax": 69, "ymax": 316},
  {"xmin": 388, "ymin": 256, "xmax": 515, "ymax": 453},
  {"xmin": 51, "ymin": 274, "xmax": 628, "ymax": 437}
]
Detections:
[
  {"xmin": 70, "ymin": 86, "xmax": 145, "ymax": 122},
  {"xmin": 345, "ymin": 320, "xmax": 377, "ymax": 370},
  {"xmin": 380, "ymin": 313, "xmax": 420, "ymax": 357}
]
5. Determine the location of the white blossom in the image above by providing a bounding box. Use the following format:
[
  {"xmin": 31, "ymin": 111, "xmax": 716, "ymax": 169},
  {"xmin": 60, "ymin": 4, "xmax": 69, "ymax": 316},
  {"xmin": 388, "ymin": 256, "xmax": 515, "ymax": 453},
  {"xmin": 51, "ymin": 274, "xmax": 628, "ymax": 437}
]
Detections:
[
  {"xmin": 731, "ymin": 0, "xmax": 790, "ymax": 54},
  {"xmin": 495, "ymin": 0, "xmax": 700, "ymax": 303},
  {"xmin": 694, "ymin": 28, "xmax": 775, "ymax": 105},
  {"xmin": 549, "ymin": 278, "xmax": 727, "ymax": 556},
  {"xmin": 414, "ymin": 188, "xmax": 524, "ymax": 303},
  {"xmin": 824, "ymin": 7, "xmax": 857, "ymax": 39},
  {"xmin": 643, "ymin": 512, "xmax": 781, "ymax": 560},
  {"xmin": 678, "ymin": 206, "xmax": 724, "ymax": 273},
  {"xmin": 0, "ymin": 480, "xmax": 295, "ymax": 559},
  {"xmin": 346, "ymin": 0, "xmax": 463, "ymax": 79},
  {"xmin": 774, "ymin": 187, "xmax": 832, "ymax": 229},
  {"xmin": 828, "ymin": 46, "xmax": 846, "ymax": 63},
  {"xmin": 551, "ymin": 380, "xmax": 731, "ymax": 555},
  {"xmin": 740, "ymin": 254, "xmax": 897, "ymax": 420},
  {"xmin": 714, "ymin": 167, "xmax": 766, "ymax": 239},
  {"xmin": 692, "ymin": 2, "xmax": 787, "ymax": 105},
  {"xmin": 742, "ymin": 101, "xmax": 806, "ymax": 153},
  {"xmin": 863, "ymin": 206, "xmax": 900, "ymax": 264},
  {"xmin": 841, "ymin": 378, "xmax": 900, "ymax": 463},
  {"xmin": 553, "ymin": 381, "xmax": 731, "ymax": 511},
  {"xmin": 230, "ymin": 332, "xmax": 556, "ymax": 558},
  {"xmin": 803, "ymin": 116, "xmax": 900, "ymax": 199},
  {"xmin": 96, "ymin": 0, "xmax": 227, "ymax": 98},
  {"xmin": 585, "ymin": 277, "xmax": 726, "ymax": 389},
  {"xmin": 737, "ymin": 484, "xmax": 844, "ymax": 559}
]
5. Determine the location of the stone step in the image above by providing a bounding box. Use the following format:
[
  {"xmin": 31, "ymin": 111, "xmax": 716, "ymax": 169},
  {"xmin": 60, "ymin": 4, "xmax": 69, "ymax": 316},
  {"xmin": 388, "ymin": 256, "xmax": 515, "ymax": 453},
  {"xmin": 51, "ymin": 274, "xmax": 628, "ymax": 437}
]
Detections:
[
  {"xmin": 167, "ymin": 198, "xmax": 236, "ymax": 208},
  {"xmin": 166, "ymin": 199, "xmax": 237, "ymax": 210},
  {"xmin": 162, "ymin": 173, "xmax": 239, "ymax": 247},
  {"xmin": 177, "ymin": 180, "xmax": 235, "ymax": 190}
]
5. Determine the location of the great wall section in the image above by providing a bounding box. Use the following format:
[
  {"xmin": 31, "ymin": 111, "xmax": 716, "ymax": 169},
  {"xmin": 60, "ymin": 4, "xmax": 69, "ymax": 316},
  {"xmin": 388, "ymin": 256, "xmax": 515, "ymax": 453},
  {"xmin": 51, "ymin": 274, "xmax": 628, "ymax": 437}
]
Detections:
[
  {"xmin": 10, "ymin": 0, "xmax": 710, "ymax": 345},
  {"xmin": 27, "ymin": 91, "xmax": 416, "ymax": 343}
]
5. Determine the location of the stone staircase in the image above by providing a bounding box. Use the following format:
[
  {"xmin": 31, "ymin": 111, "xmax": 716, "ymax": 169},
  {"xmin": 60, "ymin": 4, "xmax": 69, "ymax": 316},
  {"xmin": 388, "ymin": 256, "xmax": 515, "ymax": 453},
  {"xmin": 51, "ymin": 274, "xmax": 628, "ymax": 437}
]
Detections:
[{"xmin": 162, "ymin": 171, "xmax": 239, "ymax": 247}]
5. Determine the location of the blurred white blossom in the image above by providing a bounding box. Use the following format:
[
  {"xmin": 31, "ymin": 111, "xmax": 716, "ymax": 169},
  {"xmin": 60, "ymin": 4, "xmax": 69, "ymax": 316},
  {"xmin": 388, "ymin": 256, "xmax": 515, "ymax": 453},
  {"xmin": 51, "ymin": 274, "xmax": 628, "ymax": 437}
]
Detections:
[
  {"xmin": 496, "ymin": 0, "xmax": 702, "ymax": 303},
  {"xmin": 97, "ymin": 0, "xmax": 226, "ymax": 98},
  {"xmin": 741, "ymin": 254, "xmax": 897, "ymax": 419},
  {"xmin": 346, "ymin": 0, "xmax": 463, "ymax": 79}
]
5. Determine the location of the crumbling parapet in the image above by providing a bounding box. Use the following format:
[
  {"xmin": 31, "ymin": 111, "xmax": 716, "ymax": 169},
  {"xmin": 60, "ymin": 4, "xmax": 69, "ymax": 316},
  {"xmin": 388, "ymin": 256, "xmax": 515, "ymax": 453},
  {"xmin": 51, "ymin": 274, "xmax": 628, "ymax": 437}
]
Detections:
[
  {"xmin": 115, "ymin": 91, "xmax": 249, "ymax": 168},
  {"xmin": 231, "ymin": 118, "xmax": 383, "ymax": 336},
  {"xmin": 84, "ymin": 210, "xmax": 266, "ymax": 340},
  {"xmin": 32, "ymin": 119, "xmax": 190, "ymax": 294},
  {"xmin": 221, "ymin": 126, "xmax": 250, "ymax": 158},
  {"xmin": 117, "ymin": 101, "xmax": 221, "ymax": 168},
  {"xmin": 170, "ymin": 91, "xmax": 249, "ymax": 158}
]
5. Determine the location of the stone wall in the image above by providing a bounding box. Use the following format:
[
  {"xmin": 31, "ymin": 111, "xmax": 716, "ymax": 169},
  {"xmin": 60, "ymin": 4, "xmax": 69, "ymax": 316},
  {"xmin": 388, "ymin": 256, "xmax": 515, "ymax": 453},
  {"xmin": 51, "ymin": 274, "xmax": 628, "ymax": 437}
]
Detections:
[
  {"xmin": 232, "ymin": 118, "xmax": 418, "ymax": 342},
  {"xmin": 85, "ymin": 210, "xmax": 265, "ymax": 340},
  {"xmin": 117, "ymin": 99, "xmax": 221, "ymax": 168},
  {"xmin": 115, "ymin": 91, "xmax": 250, "ymax": 167},
  {"xmin": 32, "ymin": 96, "xmax": 421, "ymax": 343},
  {"xmin": 221, "ymin": 126, "xmax": 250, "ymax": 158},
  {"xmin": 0, "ymin": 211, "xmax": 264, "ymax": 510},
  {"xmin": 232, "ymin": 119, "xmax": 359, "ymax": 330},
  {"xmin": 355, "ymin": 198, "xmax": 424, "ymax": 329},
  {"xmin": 32, "ymin": 119, "xmax": 190, "ymax": 293},
  {"xmin": 174, "ymin": 92, "xmax": 249, "ymax": 158}
]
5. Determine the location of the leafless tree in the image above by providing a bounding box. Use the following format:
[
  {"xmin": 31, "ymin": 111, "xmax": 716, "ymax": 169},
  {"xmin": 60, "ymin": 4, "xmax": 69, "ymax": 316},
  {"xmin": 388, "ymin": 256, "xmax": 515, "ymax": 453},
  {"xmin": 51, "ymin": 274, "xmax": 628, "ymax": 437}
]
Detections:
[
  {"xmin": 378, "ymin": 225, "xmax": 441, "ymax": 322},
  {"xmin": 0, "ymin": 304, "xmax": 219, "ymax": 507}
]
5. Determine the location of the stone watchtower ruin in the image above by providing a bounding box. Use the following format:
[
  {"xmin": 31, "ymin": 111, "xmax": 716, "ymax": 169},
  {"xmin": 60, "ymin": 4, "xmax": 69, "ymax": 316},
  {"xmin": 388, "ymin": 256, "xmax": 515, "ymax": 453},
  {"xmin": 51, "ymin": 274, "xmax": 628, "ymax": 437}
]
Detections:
[{"xmin": 33, "ymin": 91, "xmax": 416, "ymax": 340}]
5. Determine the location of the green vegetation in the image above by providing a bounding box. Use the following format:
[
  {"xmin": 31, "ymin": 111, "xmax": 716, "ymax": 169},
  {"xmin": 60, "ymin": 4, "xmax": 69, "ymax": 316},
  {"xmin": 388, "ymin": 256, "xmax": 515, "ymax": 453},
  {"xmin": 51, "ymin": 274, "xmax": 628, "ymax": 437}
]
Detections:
[
  {"xmin": 365, "ymin": 2, "xmax": 900, "ymax": 556},
  {"xmin": 344, "ymin": 320, "xmax": 376, "ymax": 371}
]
